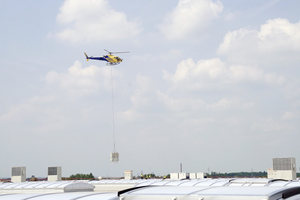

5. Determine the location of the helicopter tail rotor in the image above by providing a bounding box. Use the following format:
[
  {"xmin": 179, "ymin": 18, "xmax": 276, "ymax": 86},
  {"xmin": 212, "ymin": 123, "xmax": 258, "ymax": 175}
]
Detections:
[{"xmin": 84, "ymin": 52, "xmax": 89, "ymax": 61}]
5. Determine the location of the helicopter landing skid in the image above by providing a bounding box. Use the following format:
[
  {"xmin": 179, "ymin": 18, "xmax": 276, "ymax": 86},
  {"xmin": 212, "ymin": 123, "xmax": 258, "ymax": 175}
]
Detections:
[{"xmin": 107, "ymin": 62, "xmax": 120, "ymax": 66}]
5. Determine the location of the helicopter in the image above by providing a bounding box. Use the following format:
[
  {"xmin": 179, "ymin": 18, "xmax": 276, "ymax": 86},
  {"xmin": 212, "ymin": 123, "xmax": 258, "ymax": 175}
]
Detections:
[{"xmin": 84, "ymin": 49, "xmax": 129, "ymax": 65}]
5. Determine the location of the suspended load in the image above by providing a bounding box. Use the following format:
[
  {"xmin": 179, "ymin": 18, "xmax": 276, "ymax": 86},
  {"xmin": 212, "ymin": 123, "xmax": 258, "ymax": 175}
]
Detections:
[{"xmin": 110, "ymin": 152, "xmax": 119, "ymax": 163}]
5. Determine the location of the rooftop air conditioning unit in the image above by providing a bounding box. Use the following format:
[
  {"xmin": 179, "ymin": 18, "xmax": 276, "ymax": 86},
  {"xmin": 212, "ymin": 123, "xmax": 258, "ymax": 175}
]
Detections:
[
  {"xmin": 48, "ymin": 166, "xmax": 62, "ymax": 182},
  {"xmin": 267, "ymin": 157, "xmax": 296, "ymax": 180},
  {"xmin": 11, "ymin": 167, "xmax": 26, "ymax": 183}
]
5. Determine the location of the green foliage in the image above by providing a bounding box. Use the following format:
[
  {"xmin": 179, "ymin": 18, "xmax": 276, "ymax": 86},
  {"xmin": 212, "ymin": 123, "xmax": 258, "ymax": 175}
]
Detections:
[
  {"xmin": 139, "ymin": 173, "xmax": 171, "ymax": 179},
  {"xmin": 208, "ymin": 171, "xmax": 267, "ymax": 178},
  {"xmin": 69, "ymin": 173, "xmax": 94, "ymax": 180}
]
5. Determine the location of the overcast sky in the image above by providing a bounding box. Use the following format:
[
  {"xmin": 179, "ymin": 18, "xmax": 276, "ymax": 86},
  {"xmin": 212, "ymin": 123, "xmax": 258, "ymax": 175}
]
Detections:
[{"xmin": 1, "ymin": 0, "xmax": 300, "ymax": 178}]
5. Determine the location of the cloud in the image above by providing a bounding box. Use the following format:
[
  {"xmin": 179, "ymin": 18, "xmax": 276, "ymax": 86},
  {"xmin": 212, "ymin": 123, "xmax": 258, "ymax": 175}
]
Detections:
[
  {"xmin": 225, "ymin": 11, "xmax": 241, "ymax": 21},
  {"xmin": 218, "ymin": 18, "xmax": 300, "ymax": 64},
  {"xmin": 281, "ymin": 111, "xmax": 296, "ymax": 120},
  {"xmin": 207, "ymin": 98, "xmax": 238, "ymax": 111},
  {"xmin": 252, "ymin": 117, "xmax": 295, "ymax": 134},
  {"xmin": 0, "ymin": 103, "xmax": 36, "ymax": 123},
  {"xmin": 27, "ymin": 95, "xmax": 56, "ymax": 104},
  {"xmin": 157, "ymin": 90, "xmax": 206, "ymax": 112},
  {"xmin": 0, "ymin": 95, "xmax": 65, "ymax": 134},
  {"xmin": 163, "ymin": 58, "xmax": 285, "ymax": 90},
  {"xmin": 55, "ymin": 0, "xmax": 142, "ymax": 43},
  {"xmin": 159, "ymin": 0, "xmax": 223, "ymax": 40},
  {"xmin": 157, "ymin": 91, "xmax": 254, "ymax": 113},
  {"xmin": 129, "ymin": 74, "xmax": 157, "ymax": 109},
  {"xmin": 118, "ymin": 109, "xmax": 142, "ymax": 122},
  {"xmin": 46, "ymin": 61, "xmax": 123, "ymax": 95}
]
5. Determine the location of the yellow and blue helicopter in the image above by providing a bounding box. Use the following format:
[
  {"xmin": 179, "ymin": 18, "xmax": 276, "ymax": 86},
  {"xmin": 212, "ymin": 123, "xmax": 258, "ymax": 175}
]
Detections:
[{"xmin": 84, "ymin": 49, "xmax": 129, "ymax": 65}]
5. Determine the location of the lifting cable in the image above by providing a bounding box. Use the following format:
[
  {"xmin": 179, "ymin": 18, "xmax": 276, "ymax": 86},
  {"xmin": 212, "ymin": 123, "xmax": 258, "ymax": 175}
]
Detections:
[{"xmin": 110, "ymin": 66, "xmax": 116, "ymax": 152}]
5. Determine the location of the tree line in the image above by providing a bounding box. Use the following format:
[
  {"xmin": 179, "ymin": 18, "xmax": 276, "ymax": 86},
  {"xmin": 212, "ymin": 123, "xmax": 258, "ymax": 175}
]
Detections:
[
  {"xmin": 208, "ymin": 171, "xmax": 267, "ymax": 178},
  {"xmin": 64, "ymin": 171, "xmax": 300, "ymax": 180},
  {"xmin": 67, "ymin": 173, "xmax": 95, "ymax": 180}
]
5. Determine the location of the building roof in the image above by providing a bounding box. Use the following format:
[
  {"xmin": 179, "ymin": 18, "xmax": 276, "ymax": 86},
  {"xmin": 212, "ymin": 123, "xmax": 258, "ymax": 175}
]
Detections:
[
  {"xmin": 0, "ymin": 192, "xmax": 118, "ymax": 200},
  {"xmin": 2, "ymin": 178, "xmax": 300, "ymax": 199},
  {"xmin": 0, "ymin": 181, "xmax": 94, "ymax": 193},
  {"xmin": 120, "ymin": 186, "xmax": 300, "ymax": 200}
]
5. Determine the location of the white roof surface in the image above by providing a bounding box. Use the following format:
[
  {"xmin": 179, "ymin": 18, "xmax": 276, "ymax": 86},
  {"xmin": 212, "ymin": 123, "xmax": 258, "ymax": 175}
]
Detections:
[
  {"xmin": 0, "ymin": 181, "xmax": 94, "ymax": 193},
  {"xmin": 1, "ymin": 178, "xmax": 300, "ymax": 199},
  {"xmin": 0, "ymin": 193, "xmax": 118, "ymax": 200}
]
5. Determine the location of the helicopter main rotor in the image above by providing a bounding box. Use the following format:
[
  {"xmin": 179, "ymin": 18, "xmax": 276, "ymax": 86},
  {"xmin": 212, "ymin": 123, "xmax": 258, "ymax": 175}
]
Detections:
[{"xmin": 104, "ymin": 49, "xmax": 130, "ymax": 55}]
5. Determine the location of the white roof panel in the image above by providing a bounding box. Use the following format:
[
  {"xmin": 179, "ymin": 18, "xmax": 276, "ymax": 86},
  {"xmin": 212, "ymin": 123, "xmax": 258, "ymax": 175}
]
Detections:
[
  {"xmin": 0, "ymin": 181, "xmax": 94, "ymax": 193},
  {"xmin": 195, "ymin": 186, "xmax": 285, "ymax": 196},
  {"xmin": 149, "ymin": 181, "xmax": 170, "ymax": 186},
  {"xmin": 0, "ymin": 193, "xmax": 54, "ymax": 200},
  {"xmin": 285, "ymin": 181, "xmax": 300, "ymax": 187},
  {"xmin": 80, "ymin": 193, "xmax": 118, "ymax": 200},
  {"xmin": 210, "ymin": 180, "xmax": 231, "ymax": 186},
  {"xmin": 165, "ymin": 180, "xmax": 189, "ymax": 186},
  {"xmin": 0, "ymin": 183, "xmax": 14, "ymax": 189},
  {"xmin": 135, "ymin": 180, "xmax": 162, "ymax": 187},
  {"xmin": 126, "ymin": 186, "xmax": 206, "ymax": 195},
  {"xmin": 33, "ymin": 181, "xmax": 58, "ymax": 189},
  {"xmin": 44, "ymin": 181, "xmax": 74, "ymax": 189},
  {"xmin": 194, "ymin": 179, "xmax": 222, "ymax": 186},
  {"xmin": 268, "ymin": 181, "xmax": 289, "ymax": 187},
  {"xmin": 0, "ymin": 192, "xmax": 117, "ymax": 200},
  {"xmin": 11, "ymin": 182, "xmax": 33, "ymax": 189},
  {"xmin": 23, "ymin": 181, "xmax": 48, "ymax": 189},
  {"xmin": 178, "ymin": 180, "xmax": 205, "ymax": 186},
  {"xmin": 230, "ymin": 178, "xmax": 271, "ymax": 183},
  {"xmin": 28, "ymin": 192, "xmax": 94, "ymax": 200}
]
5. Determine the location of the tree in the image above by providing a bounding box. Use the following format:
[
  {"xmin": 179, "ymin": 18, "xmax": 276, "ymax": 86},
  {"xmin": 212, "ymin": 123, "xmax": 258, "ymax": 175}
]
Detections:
[{"xmin": 69, "ymin": 173, "xmax": 95, "ymax": 180}]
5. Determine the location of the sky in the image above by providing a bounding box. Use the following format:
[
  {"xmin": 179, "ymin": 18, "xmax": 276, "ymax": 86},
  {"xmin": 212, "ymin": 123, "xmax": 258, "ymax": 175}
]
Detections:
[{"xmin": 1, "ymin": 0, "xmax": 300, "ymax": 178}]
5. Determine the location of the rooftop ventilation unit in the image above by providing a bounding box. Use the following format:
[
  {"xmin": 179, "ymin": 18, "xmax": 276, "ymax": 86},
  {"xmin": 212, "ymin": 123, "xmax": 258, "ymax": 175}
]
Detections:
[
  {"xmin": 11, "ymin": 167, "xmax": 26, "ymax": 183},
  {"xmin": 48, "ymin": 166, "xmax": 62, "ymax": 182},
  {"xmin": 197, "ymin": 172, "xmax": 205, "ymax": 179},
  {"xmin": 170, "ymin": 173, "xmax": 179, "ymax": 179},
  {"xmin": 179, "ymin": 172, "xmax": 189, "ymax": 179},
  {"xmin": 124, "ymin": 170, "xmax": 133, "ymax": 180}
]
